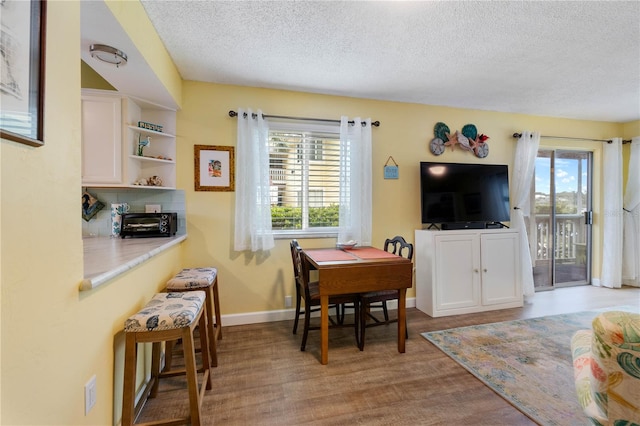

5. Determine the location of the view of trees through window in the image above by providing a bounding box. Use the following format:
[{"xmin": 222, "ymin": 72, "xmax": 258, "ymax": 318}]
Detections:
[
  {"xmin": 271, "ymin": 204, "xmax": 339, "ymax": 229},
  {"xmin": 535, "ymin": 190, "xmax": 588, "ymax": 214},
  {"xmin": 534, "ymin": 154, "xmax": 589, "ymax": 215},
  {"xmin": 268, "ymin": 128, "xmax": 341, "ymax": 232}
]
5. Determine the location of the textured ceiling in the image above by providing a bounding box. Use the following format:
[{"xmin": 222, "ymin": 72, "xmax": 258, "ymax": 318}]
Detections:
[{"xmin": 137, "ymin": 1, "xmax": 640, "ymax": 123}]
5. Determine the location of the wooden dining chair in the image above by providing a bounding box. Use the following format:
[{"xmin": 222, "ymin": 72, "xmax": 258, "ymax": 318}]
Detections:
[
  {"xmin": 290, "ymin": 240, "xmax": 360, "ymax": 351},
  {"xmin": 358, "ymin": 235, "xmax": 413, "ymax": 350},
  {"xmin": 290, "ymin": 239, "xmax": 345, "ymax": 334}
]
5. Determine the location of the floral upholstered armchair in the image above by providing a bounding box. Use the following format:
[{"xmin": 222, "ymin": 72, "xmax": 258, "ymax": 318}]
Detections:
[{"xmin": 571, "ymin": 310, "xmax": 640, "ymax": 425}]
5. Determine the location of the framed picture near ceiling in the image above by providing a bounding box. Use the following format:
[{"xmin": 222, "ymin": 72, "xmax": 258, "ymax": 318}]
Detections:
[
  {"xmin": 0, "ymin": 0, "xmax": 47, "ymax": 147},
  {"xmin": 194, "ymin": 145, "xmax": 235, "ymax": 191}
]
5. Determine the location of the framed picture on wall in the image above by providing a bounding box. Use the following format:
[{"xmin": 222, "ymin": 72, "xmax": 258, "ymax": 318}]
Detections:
[
  {"xmin": 194, "ymin": 145, "xmax": 235, "ymax": 191},
  {"xmin": 0, "ymin": 0, "xmax": 47, "ymax": 147}
]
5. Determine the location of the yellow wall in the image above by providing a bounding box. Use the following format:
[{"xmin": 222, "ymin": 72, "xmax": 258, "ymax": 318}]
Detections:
[
  {"xmin": 623, "ymin": 120, "xmax": 640, "ymax": 139},
  {"xmin": 104, "ymin": 0, "xmax": 183, "ymax": 108},
  {"xmin": 81, "ymin": 60, "xmax": 116, "ymax": 90},
  {"xmin": 0, "ymin": 1, "xmax": 634, "ymax": 424},
  {"xmin": 177, "ymin": 81, "xmax": 622, "ymax": 315},
  {"xmin": 622, "ymin": 120, "xmax": 640, "ymax": 189},
  {"xmin": 0, "ymin": 2, "xmax": 184, "ymax": 425}
]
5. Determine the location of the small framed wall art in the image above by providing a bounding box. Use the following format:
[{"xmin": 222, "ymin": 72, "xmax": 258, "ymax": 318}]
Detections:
[{"xmin": 194, "ymin": 145, "xmax": 235, "ymax": 191}]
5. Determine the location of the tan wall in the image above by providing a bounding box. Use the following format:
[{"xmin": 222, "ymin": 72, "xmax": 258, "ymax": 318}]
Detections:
[{"xmin": 177, "ymin": 81, "xmax": 622, "ymax": 315}]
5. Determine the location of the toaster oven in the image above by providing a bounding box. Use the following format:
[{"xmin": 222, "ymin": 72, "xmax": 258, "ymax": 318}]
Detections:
[{"xmin": 120, "ymin": 213, "xmax": 177, "ymax": 238}]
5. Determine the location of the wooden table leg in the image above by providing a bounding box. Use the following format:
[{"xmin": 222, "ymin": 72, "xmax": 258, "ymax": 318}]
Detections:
[
  {"xmin": 321, "ymin": 295, "xmax": 329, "ymax": 365},
  {"xmin": 398, "ymin": 288, "xmax": 407, "ymax": 353}
]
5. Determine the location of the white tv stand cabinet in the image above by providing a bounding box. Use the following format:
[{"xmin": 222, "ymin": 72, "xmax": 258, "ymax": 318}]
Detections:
[{"xmin": 415, "ymin": 228, "xmax": 523, "ymax": 317}]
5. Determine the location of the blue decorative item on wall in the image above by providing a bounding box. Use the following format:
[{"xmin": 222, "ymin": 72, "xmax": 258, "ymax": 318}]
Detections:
[{"xmin": 384, "ymin": 156, "xmax": 399, "ymax": 179}]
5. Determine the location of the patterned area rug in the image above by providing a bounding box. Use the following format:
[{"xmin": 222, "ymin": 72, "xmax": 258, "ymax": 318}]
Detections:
[{"xmin": 421, "ymin": 307, "xmax": 636, "ymax": 426}]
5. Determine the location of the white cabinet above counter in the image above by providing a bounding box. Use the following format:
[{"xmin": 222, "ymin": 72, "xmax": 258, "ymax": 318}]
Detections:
[{"xmin": 81, "ymin": 89, "xmax": 177, "ymax": 189}]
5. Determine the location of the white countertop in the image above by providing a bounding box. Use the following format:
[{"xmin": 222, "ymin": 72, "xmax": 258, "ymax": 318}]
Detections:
[{"xmin": 81, "ymin": 234, "xmax": 187, "ymax": 291}]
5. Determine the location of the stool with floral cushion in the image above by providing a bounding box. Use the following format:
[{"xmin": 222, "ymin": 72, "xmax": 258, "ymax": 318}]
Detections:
[
  {"xmin": 122, "ymin": 291, "xmax": 211, "ymax": 426},
  {"xmin": 165, "ymin": 268, "xmax": 221, "ymax": 368},
  {"xmin": 571, "ymin": 310, "xmax": 640, "ymax": 425}
]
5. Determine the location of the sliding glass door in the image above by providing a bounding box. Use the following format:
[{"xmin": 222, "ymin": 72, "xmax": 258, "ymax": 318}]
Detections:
[{"xmin": 532, "ymin": 150, "xmax": 592, "ymax": 290}]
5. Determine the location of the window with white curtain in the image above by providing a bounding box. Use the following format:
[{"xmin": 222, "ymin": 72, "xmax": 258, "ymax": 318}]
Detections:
[{"xmin": 268, "ymin": 122, "xmax": 342, "ymax": 237}]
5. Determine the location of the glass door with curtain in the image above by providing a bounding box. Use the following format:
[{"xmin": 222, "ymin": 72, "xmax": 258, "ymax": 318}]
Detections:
[{"xmin": 532, "ymin": 150, "xmax": 593, "ymax": 290}]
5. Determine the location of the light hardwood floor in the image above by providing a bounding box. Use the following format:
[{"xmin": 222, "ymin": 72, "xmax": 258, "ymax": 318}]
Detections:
[{"xmin": 136, "ymin": 285, "xmax": 639, "ymax": 425}]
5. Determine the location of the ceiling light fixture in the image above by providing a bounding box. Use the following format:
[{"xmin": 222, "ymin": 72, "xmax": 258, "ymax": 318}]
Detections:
[{"xmin": 90, "ymin": 44, "xmax": 128, "ymax": 68}]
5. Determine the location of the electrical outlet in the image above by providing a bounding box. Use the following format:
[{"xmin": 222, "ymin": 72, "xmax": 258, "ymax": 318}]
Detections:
[
  {"xmin": 145, "ymin": 204, "xmax": 161, "ymax": 213},
  {"xmin": 85, "ymin": 375, "xmax": 97, "ymax": 415},
  {"xmin": 284, "ymin": 295, "xmax": 292, "ymax": 308}
]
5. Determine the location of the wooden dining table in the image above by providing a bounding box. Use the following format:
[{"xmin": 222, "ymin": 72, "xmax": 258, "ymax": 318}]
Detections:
[{"xmin": 302, "ymin": 246, "xmax": 413, "ymax": 364}]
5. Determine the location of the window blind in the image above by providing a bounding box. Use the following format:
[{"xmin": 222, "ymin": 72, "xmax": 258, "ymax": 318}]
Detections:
[{"xmin": 269, "ymin": 129, "xmax": 344, "ymax": 230}]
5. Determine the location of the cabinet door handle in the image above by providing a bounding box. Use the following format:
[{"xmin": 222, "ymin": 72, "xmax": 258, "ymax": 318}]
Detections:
[
  {"xmin": 474, "ymin": 269, "xmax": 479, "ymax": 273},
  {"xmin": 484, "ymin": 268, "xmax": 488, "ymax": 273}
]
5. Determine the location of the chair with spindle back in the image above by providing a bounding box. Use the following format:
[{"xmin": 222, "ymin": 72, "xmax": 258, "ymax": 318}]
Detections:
[
  {"xmin": 290, "ymin": 240, "xmax": 360, "ymax": 351},
  {"xmin": 358, "ymin": 235, "xmax": 413, "ymax": 350}
]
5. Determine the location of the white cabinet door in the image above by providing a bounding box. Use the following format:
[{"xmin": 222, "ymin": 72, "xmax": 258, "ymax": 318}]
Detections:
[
  {"xmin": 434, "ymin": 233, "xmax": 481, "ymax": 311},
  {"xmin": 81, "ymin": 95, "xmax": 122, "ymax": 185},
  {"xmin": 481, "ymin": 232, "xmax": 521, "ymax": 306},
  {"xmin": 81, "ymin": 90, "xmax": 176, "ymax": 189},
  {"xmin": 416, "ymin": 229, "xmax": 523, "ymax": 317}
]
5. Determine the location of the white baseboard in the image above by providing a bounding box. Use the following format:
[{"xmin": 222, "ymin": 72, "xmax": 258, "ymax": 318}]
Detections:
[{"xmin": 220, "ymin": 297, "xmax": 417, "ymax": 327}]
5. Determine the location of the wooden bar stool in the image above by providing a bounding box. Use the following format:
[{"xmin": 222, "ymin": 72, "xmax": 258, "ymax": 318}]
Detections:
[
  {"xmin": 122, "ymin": 291, "xmax": 211, "ymax": 426},
  {"xmin": 165, "ymin": 268, "xmax": 222, "ymax": 367}
]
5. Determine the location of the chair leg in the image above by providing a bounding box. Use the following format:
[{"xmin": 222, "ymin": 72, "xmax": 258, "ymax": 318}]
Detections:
[
  {"xmin": 203, "ymin": 286, "xmax": 218, "ymax": 368},
  {"xmin": 292, "ymin": 288, "xmax": 301, "ymax": 335},
  {"xmin": 359, "ymin": 300, "xmax": 367, "ymax": 351},
  {"xmin": 197, "ymin": 309, "xmax": 212, "ymax": 391},
  {"xmin": 150, "ymin": 342, "xmax": 162, "ymax": 397},
  {"xmin": 354, "ymin": 299, "xmax": 361, "ymax": 349},
  {"xmin": 405, "ymin": 317, "xmax": 409, "ymax": 339},
  {"xmin": 212, "ymin": 277, "xmax": 223, "ymax": 340},
  {"xmin": 337, "ymin": 303, "xmax": 345, "ymax": 325},
  {"xmin": 122, "ymin": 334, "xmax": 138, "ymax": 426},
  {"xmin": 182, "ymin": 327, "xmax": 202, "ymax": 426},
  {"xmin": 300, "ymin": 304, "xmax": 311, "ymax": 351},
  {"xmin": 164, "ymin": 340, "xmax": 175, "ymax": 371},
  {"xmin": 382, "ymin": 301, "xmax": 390, "ymax": 323}
]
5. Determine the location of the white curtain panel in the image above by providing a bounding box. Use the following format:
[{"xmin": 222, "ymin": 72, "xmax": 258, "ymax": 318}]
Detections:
[
  {"xmin": 234, "ymin": 108, "xmax": 275, "ymax": 252},
  {"xmin": 510, "ymin": 131, "xmax": 540, "ymax": 298},
  {"xmin": 338, "ymin": 117, "xmax": 372, "ymax": 246},
  {"xmin": 600, "ymin": 138, "xmax": 623, "ymax": 288},
  {"xmin": 622, "ymin": 137, "xmax": 640, "ymax": 286}
]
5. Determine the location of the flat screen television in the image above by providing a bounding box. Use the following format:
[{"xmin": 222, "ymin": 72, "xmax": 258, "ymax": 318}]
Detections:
[{"xmin": 420, "ymin": 162, "xmax": 511, "ymax": 227}]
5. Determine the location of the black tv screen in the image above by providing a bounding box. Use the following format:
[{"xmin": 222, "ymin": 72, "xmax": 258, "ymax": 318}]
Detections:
[{"xmin": 420, "ymin": 162, "xmax": 511, "ymax": 225}]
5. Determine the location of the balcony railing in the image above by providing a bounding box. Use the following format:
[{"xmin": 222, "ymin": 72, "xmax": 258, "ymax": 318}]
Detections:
[
  {"xmin": 270, "ymin": 168, "xmax": 286, "ymax": 184},
  {"xmin": 534, "ymin": 214, "xmax": 585, "ymax": 263}
]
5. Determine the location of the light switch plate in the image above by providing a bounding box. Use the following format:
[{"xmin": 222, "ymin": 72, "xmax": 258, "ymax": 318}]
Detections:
[{"xmin": 145, "ymin": 204, "xmax": 161, "ymax": 213}]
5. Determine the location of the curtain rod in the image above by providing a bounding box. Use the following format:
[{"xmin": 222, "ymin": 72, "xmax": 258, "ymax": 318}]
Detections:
[
  {"xmin": 228, "ymin": 110, "xmax": 380, "ymax": 127},
  {"xmin": 512, "ymin": 133, "xmax": 631, "ymax": 144}
]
